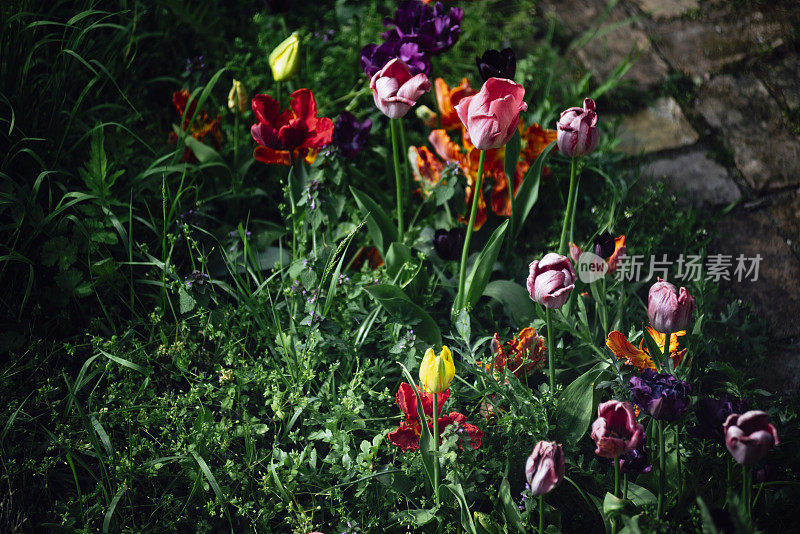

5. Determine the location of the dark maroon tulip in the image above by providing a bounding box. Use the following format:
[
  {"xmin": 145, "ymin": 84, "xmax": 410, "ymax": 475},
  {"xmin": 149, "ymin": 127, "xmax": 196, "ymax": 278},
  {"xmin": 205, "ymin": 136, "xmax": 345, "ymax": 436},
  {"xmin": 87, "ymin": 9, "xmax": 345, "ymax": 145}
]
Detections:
[
  {"xmin": 723, "ymin": 410, "xmax": 779, "ymax": 466},
  {"xmin": 433, "ymin": 228, "xmax": 465, "ymax": 261},
  {"xmin": 476, "ymin": 47, "xmax": 516, "ymax": 82},
  {"xmin": 525, "ymin": 441, "xmax": 565, "ymax": 495},
  {"xmin": 648, "ymin": 278, "xmax": 696, "ymax": 333},
  {"xmin": 590, "ymin": 400, "xmax": 644, "ymax": 459}
]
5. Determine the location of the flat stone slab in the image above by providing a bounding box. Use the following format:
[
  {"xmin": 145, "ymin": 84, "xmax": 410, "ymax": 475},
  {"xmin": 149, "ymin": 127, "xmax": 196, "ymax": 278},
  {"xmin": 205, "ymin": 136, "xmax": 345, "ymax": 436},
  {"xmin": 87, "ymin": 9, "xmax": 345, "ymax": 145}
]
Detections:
[
  {"xmin": 540, "ymin": 0, "xmax": 669, "ymax": 89},
  {"xmin": 651, "ymin": 11, "xmax": 787, "ymax": 79},
  {"xmin": 755, "ymin": 52, "xmax": 800, "ymax": 111},
  {"xmin": 713, "ymin": 207, "xmax": 800, "ymax": 339},
  {"xmin": 640, "ymin": 150, "xmax": 739, "ymax": 207},
  {"xmin": 616, "ymin": 97, "xmax": 699, "ymax": 154},
  {"xmin": 632, "ymin": 0, "xmax": 698, "ymax": 19},
  {"xmin": 695, "ymin": 73, "xmax": 800, "ymax": 191}
]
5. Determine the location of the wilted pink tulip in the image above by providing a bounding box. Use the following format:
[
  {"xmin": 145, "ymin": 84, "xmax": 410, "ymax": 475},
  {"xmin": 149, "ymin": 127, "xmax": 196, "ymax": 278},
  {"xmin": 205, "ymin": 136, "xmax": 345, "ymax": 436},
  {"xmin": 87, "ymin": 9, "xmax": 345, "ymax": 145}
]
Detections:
[
  {"xmin": 370, "ymin": 58, "xmax": 431, "ymax": 119},
  {"xmin": 556, "ymin": 98, "xmax": 598, "ymax": 157},
  {"xmin": 724, "ymin": 411, "xmax": 779, "ymax": 466},
  {"xmin": 454, "ymin": 77, "xmax": 527, "ymax": 150},
  {"xmin": 647, "ymin": 278, "xmax": 696, "ymax": 333},
  {"xmin": 527, "ymin": 253, "xmax": 576, "ymax": 309},
  {"xmin": 525, "ymin": 441, "xmax": 565, "ymax": 495},
  {"xmin": 590, "ymin": 400, "xmax": 644, "ymax": 459}
]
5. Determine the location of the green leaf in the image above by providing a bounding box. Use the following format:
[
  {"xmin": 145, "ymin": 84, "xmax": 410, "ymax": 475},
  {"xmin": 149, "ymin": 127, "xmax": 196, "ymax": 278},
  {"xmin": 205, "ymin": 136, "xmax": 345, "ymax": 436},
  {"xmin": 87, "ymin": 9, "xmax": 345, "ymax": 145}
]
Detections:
[
  {"xmin": 641, "ymin": 326, "xmax": 664, "ymax": 367},
  {"xmin": 179, "ymin": 287, "xmax": 196, "ymax": 313},
  {"xmin": 454, "ymin": 220, "xmax": 508, "ymax": 317},
  {"xmin": 498, "ymin": 477, "xmax": 525, "ymax": 533},
  {"xmin": 385, "ymin": 241, "xmax": 412, "ymax": 280},
  {"xmin": 455, "ymin": 309, "xmax": 471, "ymax": 345},
  {"xmin": 483, "ymin": 280, "xmax": 536, "ymax": 326},
  {"xmin": 446, "ymin": 482, "xmax": 478, "ymax": 534},
  {"xmin": 365, "ymin": 285, "xmax": 441, "ymax": 345},
  {"xmin": 552, "ymin": 364, "xmax": 605, "ymax": 444},
  {"xmin": 397, "ymin": 508, "xmax": 437, "ymax": 526},
  {"xmin": 350, "ymin": 186, "xmax": 398, "ymax": 256},
  {"xmin": 512, "ymin": 141, "xmax": 555, "ymax": 239},
  {"xmin": 183, "ymin": 133, "xmax": 222, "ymax": 164},
  {"xmin": 603, "ymin": 492, "xmax": 629, "ymax": 517},
  {"xmin": 626, "ymin": 482, "xmax": 656, "ymax": 507}
]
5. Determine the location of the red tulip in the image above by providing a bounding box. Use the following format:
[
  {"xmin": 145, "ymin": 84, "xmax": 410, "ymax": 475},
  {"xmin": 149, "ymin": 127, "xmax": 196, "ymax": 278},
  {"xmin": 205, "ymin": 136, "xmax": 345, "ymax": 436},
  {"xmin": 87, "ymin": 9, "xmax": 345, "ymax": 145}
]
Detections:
[
  {"xmin": 454, "ymin": 77, "xmax": 527, "ymax": 150},
  {"xmin": 590, "ymin": 400, "xmax": 644, "ymax": 459}
]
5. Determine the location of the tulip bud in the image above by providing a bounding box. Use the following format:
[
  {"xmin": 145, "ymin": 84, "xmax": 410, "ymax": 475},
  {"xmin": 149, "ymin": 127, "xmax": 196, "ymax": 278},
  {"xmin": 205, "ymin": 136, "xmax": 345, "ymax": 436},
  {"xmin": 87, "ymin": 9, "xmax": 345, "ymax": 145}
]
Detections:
[
  {"xmin": 455, "ymin": 77, "xmax": 527, "ymax": 150},
  {"xmin": 227, "ymin": 79, "xmax": 248, "ymax": 114},
  {"xmin": 647, "ymin": 278, "xmax": 696, "ymax": 333},
  {"xmin": 269, "ymin": 32, "xmax": 300, "ymax": 82},
  {"xmin": 527, "ymin": 253, "xmax": 576, "ymax": 309},
  {"xmin": 370, "ymin": 58, "xmax": 431, "ymax": 119},
  {"xmin": 723, "ymin": 411, "xmax": 779, "ymax": 465},
  {"xmin": 419, "ymin": 346, "xmax": 455, "ymax": 393},
  {"xmin": 525, "ymin": 441, "xmax": 565, "ymax": 495},
  {"xmin": 556, "ymin": 97, "xmax": 599, "ymax": 158}
]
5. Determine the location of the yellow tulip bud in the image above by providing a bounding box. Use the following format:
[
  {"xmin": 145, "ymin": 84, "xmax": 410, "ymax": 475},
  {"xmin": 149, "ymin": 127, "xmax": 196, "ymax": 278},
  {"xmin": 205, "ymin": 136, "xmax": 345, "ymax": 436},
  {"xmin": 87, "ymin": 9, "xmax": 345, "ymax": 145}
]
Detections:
[
  {"xmin": 227, "ymin": 79, "xmax": 248, "ymax": 114},
  {"xmin": 268, "ymin": 32, "xmax": 300, "ymax": 82},
  {"xmin": 419, "ymin": 346, "xmax": 455, "ymax": 393}
]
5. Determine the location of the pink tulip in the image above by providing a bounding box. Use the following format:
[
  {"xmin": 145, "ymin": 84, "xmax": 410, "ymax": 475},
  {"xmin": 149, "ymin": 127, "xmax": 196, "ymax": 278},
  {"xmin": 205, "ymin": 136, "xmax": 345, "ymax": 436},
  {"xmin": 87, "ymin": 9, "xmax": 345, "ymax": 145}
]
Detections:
[
  {"xmin": 724, "ymin": 411, "xmax": 779, "ymax": 466},
  {"xmin": 590, "ymin": 400, "xmax": 644, "ymax": 459},
  {"xmin": 556, "ymin": 97, "xmax": 598, "ymax": 157},
  {"xmin": 527, "ymin": 253, "xmax": 576, "ymax": 309},
  {"xmin": 525, "ymin": 441, "xmax": 565, "ymax": 495},
  {"xmin": 370, "ymin": 58, "xmax": 431, "ymax": 119},
  {"xmin": 454, "ymin": 77, "xmax": 527, "ymax": 150},
  {"xmin": 647, "ymin": 278, "xmax": 696, "ymax": 333}
]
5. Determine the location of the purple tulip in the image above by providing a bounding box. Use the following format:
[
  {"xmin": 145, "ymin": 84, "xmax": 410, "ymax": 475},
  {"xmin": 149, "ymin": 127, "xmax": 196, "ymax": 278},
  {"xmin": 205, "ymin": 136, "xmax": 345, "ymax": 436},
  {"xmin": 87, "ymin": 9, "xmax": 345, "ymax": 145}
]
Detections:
[
  {"xmin": 360, "ymin": 37, "xmax": 430, "ymax": 78},
  {"xmin": 383, "ymin": 1, "xmax": 463, "ymax": 54},
  {"xmin": 476, "ymin": 48, "xmax": 516, "ymax": 83},
  {"xmin": 527, "ymin": 253, "xmax": 576, "ymax": 309},
  {"xmin": 647, "ymin": 278, "xmax": 696, "ymax": 334},
  {"xmin": 619, "ymin": 431, "xmax": 652, "ymax": 475},
  {"xmin": 723, "ymin": 411, "xmax": 779, "ymax": 466},
  {"xmin": 525, "ymin": 441, "xmax": 565, "ymax": 495},
  {"xmin": 590, "ymin": 400, "xmax": 644, "ymax": 459},
  {"xmin": 593, "ymin": 231, "xmax": 616, "ymax": 259},
  {"xmin": 628, "ymin": 369, "xmax": 691, "ymax": 422},
  {"xmin": 333, "ymin": 111, "xmax": 372, "ymax": 159},
  {"xmin": 556, "ymin": 98, "xmax": 599, "ymax": 158},
  {"xmin": 688, "ymin": 395, "xmax": 749, "ymax": 443},
  {"xmin": 433, "ymin": 228, "xmax": 465, "ymax": 261}
]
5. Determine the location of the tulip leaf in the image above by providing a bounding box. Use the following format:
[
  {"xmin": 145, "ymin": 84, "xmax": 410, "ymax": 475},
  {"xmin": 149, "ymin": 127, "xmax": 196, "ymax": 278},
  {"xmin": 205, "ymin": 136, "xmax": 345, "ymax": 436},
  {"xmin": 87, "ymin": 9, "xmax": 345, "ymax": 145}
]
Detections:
[
  {"xmin": 453, "ymin": 220, "xmax": 508, "ymax": 318},
  {"xmin": 498, "ymin": 477, "xmax": 525, "ymax": 533},
  {"xmin": 552, "ymin": 363, "xmax": 605, "ymax": 445},
  {"xmin": 366, "ymin": 284, "xmax": 441, "ymax": 346},
  {"xmin": 350, "ymin": 186, "xmax": 398, "ymax": 257},
  {"xmin": 288, "ymin": 159, "xmax": 309, "ymax": 210},
  {"xmin": 512, "ymin": 140, "xmax": 555, "ymax": 239},
  {"xmin": 641, "ymin": 326, "xmax": 665, "ymax": 368},
  {"xmin": 504, "ymin": 129, "xmax": 521, "ymax": 200},
  {"xmin": 446, "ymin": 482, "xmax": 478, "ymax": 534},
  {"xmin": 602, "ymin": 492, "xmax": 629, "ymax": 517},
  {"xmin": 626, "ymin": 482, "xmax": 656, "ymax": 507},
  {"xmin": 483, "ymin": 279, "xmax": 536, "ymax": 326},
  {"xmin": 385, "ymin": 241, "xmax": 412, "ymax": 281},
  {"xmin": 397, "ymin": 363, "xmax": 436, "ymax": 488}
]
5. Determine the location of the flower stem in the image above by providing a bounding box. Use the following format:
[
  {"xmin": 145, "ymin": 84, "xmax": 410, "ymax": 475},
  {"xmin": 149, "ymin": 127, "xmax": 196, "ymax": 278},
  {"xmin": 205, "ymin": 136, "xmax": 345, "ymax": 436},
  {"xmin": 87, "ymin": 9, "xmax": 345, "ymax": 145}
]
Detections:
[
  {"xmin": 538, "ymin": 494, "xmax": 544, "ymax": 533},
  {"xmin": 657, "ymin": 420, "xmax": 665, "ymax": 517},
  {"xmin": 456, "ymin": 150, "xmax": 486, "ymax": 314},
  {"xmin": 742, "ymin": 464, "xmax": 751, "ymax": 520},
  {"xmin": 432, "ymin": 394, "xmax": 440, "ymax": 507},
  {"xmin": 546, "ymin": 307, "xmax": 555, "ymax": 392},
  {"xmin": 558, "ymin": 157, "xmax": 578, "ymax": 255},
  {"xmin": 663, "ymin": 330, "xmax": 672, "ymax": 372},
  {"xmin": 390, "ymin": 118, "xmax": 404, "ymax": 242},
  {"xmin": 614, "ymin": 457, "xmax": 620, "ymax": 497},
  {"xmin": 675, "ymin": 426, "xmax": 682, "ymax": 502}
]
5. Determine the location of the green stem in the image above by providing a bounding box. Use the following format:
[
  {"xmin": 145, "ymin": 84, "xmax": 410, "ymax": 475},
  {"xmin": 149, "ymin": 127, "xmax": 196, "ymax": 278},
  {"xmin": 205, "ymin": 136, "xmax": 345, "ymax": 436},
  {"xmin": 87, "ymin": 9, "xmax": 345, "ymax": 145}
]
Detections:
[
  {"xmin": 623, "ymin": 474, "xmax": 628, "ymax": 501},
  {"xmin": 558, "ymin": 157, "xmax": 578, "ymax": 255},
  {"xmin": 456, "ymin": 150, "xmax": 486, "ymax": 313},
  {"xmin": 663, "ymin": 330, "xmax": 672, "ymax": 372},
  {"xmin": 390, "ymin": 118, "xmax": 404, "ymax": 242},
  {"xmin": 614, "ymin": 457, "xmax": 620, "ymax": 497},
  {"xmin": 657, "ymin": 420, "xmax": 665, "ymax": 517},
  {"xmin": 675, "ymin": 427, "xmax": 682, "ymax": 502},
  {"xmin": 546, "ymin": 307, "xmax": 555, "ymax": 392},
  {"xmin": 538, "ymin": 494, "xmax": 544, "ymax": 533},
  {"xmin": 432, "ymin": 394, "xmax": 440, "ymax": 507},
  {"xmin": 398, "ymin": 117, "xmax": 410, "ymax": 207}
]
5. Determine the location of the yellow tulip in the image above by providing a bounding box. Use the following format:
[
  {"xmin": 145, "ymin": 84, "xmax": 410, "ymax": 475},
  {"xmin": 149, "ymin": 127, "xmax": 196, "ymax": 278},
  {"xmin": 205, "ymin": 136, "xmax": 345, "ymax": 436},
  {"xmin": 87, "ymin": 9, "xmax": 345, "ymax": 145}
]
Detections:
[
  {"xmin": 227, "ymin": 79, "xmax": 248, "ymax": 114},
  {"xmin": 268, "ymin": 32, "xmax": 300, "ymax": 82},
  {"xmin": 419, "ymin": 346, "xmax": 455, "ymax": 393}
]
